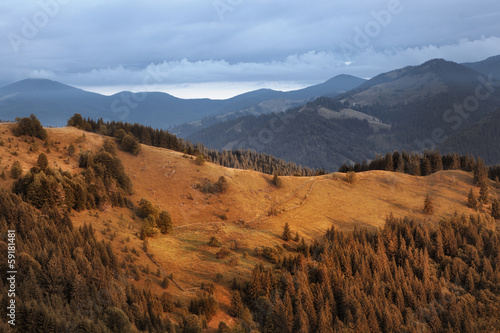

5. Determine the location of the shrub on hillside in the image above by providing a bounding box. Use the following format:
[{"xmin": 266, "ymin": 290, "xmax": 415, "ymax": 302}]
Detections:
[
  {"xmin": 137, "ymin": 198, "xmax": 158, "ymax": 219},
  {"xmin": 272, "ymin": 174, "xmax": 283, "ymax": 188},
  {"xmin": 12, "ymin": 114, "xmax": 47, "ymax": 140},
  {"xmin": 10, "ymin": 161, "xmax": 22, "ymax": 179},
  {"xmin": 157, "ymin": 210, "xmax": 173, "ymax": 234},
  {"xmin": 345, "ymin": 171, "xmax": 357, "ymax": 184},
  {"xmin": 37, "ymin": 153, "xmax": 49, "ymax": 170},
  {"xmin": 216, "ymin": 247, "xmax": 231, "ymax": 259},
  {"xmin": 67, "ymin": 113, "xmax": 92, "ymax": 131},
  {"xmin": 119, "ymin": 134, "xmax": 141, "ymax": 155},
  {"xmin": 208, "ymin": 236, "xmax": 222, "ymax": 247},
  {"xmin": 196, "ymin": 176, "xmax": 229, "ymax": 195},
  {"xmin": 195, "ymin": 154, "xmax": 205, "ymax": 166}
]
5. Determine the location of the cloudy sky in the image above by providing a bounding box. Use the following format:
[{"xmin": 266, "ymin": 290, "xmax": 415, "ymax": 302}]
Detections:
[{"xmin": 1, "ymin": 0, "xmax": 500, "ymax": 99}]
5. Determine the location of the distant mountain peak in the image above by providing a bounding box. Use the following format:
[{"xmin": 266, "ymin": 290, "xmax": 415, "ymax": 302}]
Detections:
[
  {"xmin": 2, "ymin": 78, "xmax": 81, "ymax": 93},
  {"xmin": 462, "ymin": 55, "xmax": 500, "ymax": 80}
]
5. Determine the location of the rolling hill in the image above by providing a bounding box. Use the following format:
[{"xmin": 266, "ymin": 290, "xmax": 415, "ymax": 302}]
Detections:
[{"xmin": 0, "ymin": 121, "xmax": 499, "ymax": 331}]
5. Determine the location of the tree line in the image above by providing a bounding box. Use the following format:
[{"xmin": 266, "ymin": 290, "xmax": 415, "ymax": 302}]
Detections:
[
  {"xmin": 340, "ymin": 150, "xmax": 500, "ymax": 182},
  {"xmin": 67, "ymin": 114, "xmax": 324, "ymax": 176}
]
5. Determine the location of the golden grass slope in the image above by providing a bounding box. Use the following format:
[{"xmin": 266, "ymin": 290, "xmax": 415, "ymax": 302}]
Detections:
[{"xmin": 1, "ymin": 123, "xmax": 498, "ymax": 330}]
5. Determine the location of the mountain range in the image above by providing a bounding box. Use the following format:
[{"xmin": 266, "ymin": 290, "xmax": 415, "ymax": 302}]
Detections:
[
  {"xmin": 1, "ymin": 55, "xmax": 499, "ymax": 170},
  {"xmin": 188, "ymin": 57, "xmax": 500, "ymax": 169},
  {"xmin": 0, "ymin": 74, "xmax": 365, "ymax": 128}
]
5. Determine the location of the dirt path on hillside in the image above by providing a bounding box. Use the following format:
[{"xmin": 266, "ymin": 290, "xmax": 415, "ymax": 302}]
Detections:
[
  {"xmin": 246, "ymin": 177, "xmax": 319, "ymax": 226},
  {"xmin": 173, "ymin": 177, "xmax": 317, "ymax": 230}
]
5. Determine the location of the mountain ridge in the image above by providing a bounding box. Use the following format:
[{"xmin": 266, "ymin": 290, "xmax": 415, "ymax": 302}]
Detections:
[
  {"xmin": 0, "ymin": 75, "xmax": 365, "ymax": 128},
  {"xmin": 188, "ymin": 57, "xmax": 500, "ymax": 169}
]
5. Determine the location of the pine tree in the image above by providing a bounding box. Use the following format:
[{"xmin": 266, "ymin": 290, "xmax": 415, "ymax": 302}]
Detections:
[
  {"xmin": 474, "ymin": 158, "xmax": 488, "ymax": 186},
  {"xmin": 37, "ymin": 153, "xmax": 49, "ymax": 170},
  {"xmin": 282, "ymin": 222, "xmax": 292, "ymax": 242},
  {"xmin": 10, "ymin": 161, "xmax": 22, "ymax": 179},
  {"xmin": 467, "ymin": 188, "xmax": 478, "ymax": 210},
  {"xmin": 409, "ymin": 154, "xmax": 421, "ymax": 176},
  {"xmin": 384, "ymin": 153, "xmax": 394, "ymax": 171},
  {"xmin": 68, "ymin": 143, "xmax": 76, "ymax": 157},
  {"xmin": 421, "ymin": 156, "xmax": 432, "ymax": 176},
  {"xmin": 294, "ymin": 300, "xmax": 310, "ymax": 333},
  {"xmin": 450, "ymin": 153, "xmax": 461, "ymax": 170},
  {"xmin": 431, "ymin": 150, "xmax": 443, "ymax": 172},
  {"xmin": 492, "ymin": 199, "xmax": 500, "ymax": 219},
  {"xmin": 423, "ymin": 194, "xmax": 434, "ymax": 215},
  {"xmin": 229, "ymin": 292, "xmax": 245, "ymax": 318},
  {"xmin": 157, "ymin": 210, "xmax": 173, "ymax": 234},
  {"xmin": 479, "ymin": 182, "xmax": 489, "ymax": 204},
  {"xmin": 393, "ymin": 151, "xmax": 405, "ymax": 173}
]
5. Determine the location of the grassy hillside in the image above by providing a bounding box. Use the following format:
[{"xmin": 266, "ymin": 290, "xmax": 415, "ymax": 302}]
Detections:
[{"xmin": 1, "ymin": 122, "xmax": 499, "ymax": 331}]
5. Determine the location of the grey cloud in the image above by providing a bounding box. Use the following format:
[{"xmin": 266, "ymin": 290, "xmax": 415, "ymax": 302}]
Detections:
[{"xmin": 0, "ymin": 0, "xmax": 499, "ymax": 95}]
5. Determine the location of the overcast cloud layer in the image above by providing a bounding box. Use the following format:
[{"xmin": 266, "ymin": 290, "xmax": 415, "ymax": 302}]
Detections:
[{"xmin": 1, "ymin": 0, "xmax": 500, "ymax": 98}]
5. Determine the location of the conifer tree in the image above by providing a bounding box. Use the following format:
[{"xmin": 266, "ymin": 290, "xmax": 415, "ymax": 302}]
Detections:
[
  {"xmin": 492, "ymin": 199, "xmax": 500, "ymax": 219},
  {"xmin": 229, "ymin": 292, "xmax": 245, "ymax": 318},
  {"xmin": 68, "ymin": 143, "xmax": 76, "ymax": 157},
  {"xmin": 431, "ymin": 150, "xmax": 443, "ymax": 172},
  {"xmin": 422, "ymin": 157, "xmax": 432, "ymax": 176},
  {"xmin": 467, "ymin": 188, "xmax": 478, "ymax": 210},
  {"xmin": 10, "ymin": 161, "xmax": 22, "ymax": 179},
  {"xmin": 37, "ymin": 153, "xmax": 49, "ymax": 170},
  {"xmin": 384, "ymin": 153, "xmax": 394, "ymax": 171},
  {"xmin": 423, "ymin": 194, "xmax": 434, "ymax": 215},
  {"xmin": 479, "ymin": 182, "xmax": 489, "ymax": 204},
  {"xmin": 282, "ymin": 222, "xmax": 292, "ymax": 242},
  {"xmin": 157, "ymin": 210, "xmax": 173, "ymax": 234},
  {"xmin": 294, "ymin": 300, "xmax": 310, "ymax": 333},
  {"xmin": 474, "ymin": 158, "xmax": 488, "ymax": 186}
]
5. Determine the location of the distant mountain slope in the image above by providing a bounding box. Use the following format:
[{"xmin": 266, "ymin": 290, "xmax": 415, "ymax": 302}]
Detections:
[
  {"xmin": 188, "ymin": 58, "xmax": 500, "ymax": 170},
  {"xmin": 0, "ymin": 78, "xmax": 225, "ymax": 127},
  {"xmin": 341, "ymin": 59, "xmax": 487, "ymax": 106},
  {"xmin": 171, "ymin": 74, "xmax": 366, "ymax": 137},
  {"xmin": 0, "ymin": 79, "xmax": 110, "ymax": 126},
  {"xmin": 283, "ymin": 74, "xmax": 366, "ymax": 100},
  {"xmin": 188, "ymin": 100, "xmax": 378, "ymax": 170},
  {"xmin": 462, "ymin": 55, "xmax": 500, "ymax": 80},
  {"xmin": 0, "ymin": 75, "xmax": 365, "ymax": 129},
  {"xmin": 339, "ymin": 59, "xmax": 500, "ymax": 147},
  {"xmin": 440, "ymin": 108, "xmax": 500, "ymax": 165}
]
